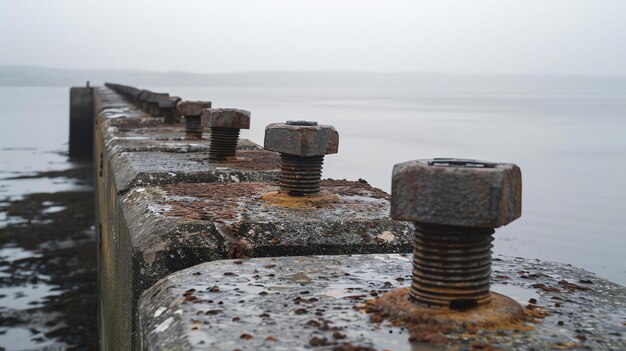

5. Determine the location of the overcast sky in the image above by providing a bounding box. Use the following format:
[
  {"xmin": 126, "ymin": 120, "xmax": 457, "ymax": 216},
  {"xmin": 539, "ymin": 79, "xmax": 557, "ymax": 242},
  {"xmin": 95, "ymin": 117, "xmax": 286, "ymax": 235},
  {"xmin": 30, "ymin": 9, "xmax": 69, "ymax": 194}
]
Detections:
[{"xmin": 1, "ymin": 0, "xmax": 625, "ymax": 75}]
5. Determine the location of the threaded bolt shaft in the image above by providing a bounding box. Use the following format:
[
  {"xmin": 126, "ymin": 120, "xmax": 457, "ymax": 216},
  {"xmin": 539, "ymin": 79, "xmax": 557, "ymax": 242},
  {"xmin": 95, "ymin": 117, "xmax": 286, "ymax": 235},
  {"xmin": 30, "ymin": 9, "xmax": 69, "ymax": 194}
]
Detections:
[
  {"xmin": 279, "ymin": 154, "xmax": 324, "ymax": 196},
  {"xmin": 149, "ymin": 103, "xmax": 161, "ymax": 117},
  {"xmin": 163, "ymin": 109, "xmax": 177, "ymax": 124},
  {"xmin": 209, "ymin": 127, "xmax": 240, "ymax": 161},
  {"xmin": 185, "ymin": 116, "xmax": 203, "ymax": 138},
  {"xmin": 410, "ymin": 223, "xmax": 494, "ymax": 309}
]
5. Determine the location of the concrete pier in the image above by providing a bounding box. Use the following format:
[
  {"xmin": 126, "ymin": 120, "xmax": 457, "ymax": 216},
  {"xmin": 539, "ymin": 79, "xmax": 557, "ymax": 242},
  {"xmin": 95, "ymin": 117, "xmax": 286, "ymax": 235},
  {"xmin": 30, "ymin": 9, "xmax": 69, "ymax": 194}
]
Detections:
[
  {"xmin": 87, "ymin": 83, "xmax": 626, "ymax": 351},
  {"xmin": 93, "ymin": 86, "xmax": 414, "ymax": 350}
]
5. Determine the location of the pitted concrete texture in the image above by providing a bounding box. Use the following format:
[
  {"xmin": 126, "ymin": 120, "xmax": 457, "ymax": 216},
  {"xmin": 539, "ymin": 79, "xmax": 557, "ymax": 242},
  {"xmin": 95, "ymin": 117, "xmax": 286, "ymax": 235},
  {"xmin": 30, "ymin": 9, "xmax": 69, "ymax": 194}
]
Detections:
[
  {"xmin": 122, "ymin": 179, "xmax": 412, "ymax": 295},
  {"xmin": 124, "ymin": 180, "xmax": 412, "ymax": 280},
  {"xmin": 104, "ymin": 179, "xmax": 411, "ymax": 351},
  {"xmin": 139, "ymin": 254, "xmax": 626, "ymax": 351},
  {"xmin": 105, "ymin": 178, "xmax": 411, "ymax": 349}
]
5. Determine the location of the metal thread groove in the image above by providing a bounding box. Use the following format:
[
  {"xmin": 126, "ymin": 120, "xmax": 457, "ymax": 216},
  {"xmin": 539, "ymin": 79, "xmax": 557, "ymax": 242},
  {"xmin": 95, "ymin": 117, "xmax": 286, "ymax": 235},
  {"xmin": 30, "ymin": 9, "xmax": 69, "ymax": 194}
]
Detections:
[
  {"xmin": 279, "ymin": 154, "xmax": 324, "ymax": 196},
  {"xmin": 410, "ymin": 223, "xmax": 494, "ymax": 308},
  {"xmin": 163, "ymin": 109, "xmax": 178, "ymax": 124},
  {"xmin": 149, "ymin": 103, "xmax": 161, "ymax": 117},
  {"xmin": 209, "ymin": 127, "xmax": 240, "ymax": 161},
  {"xmin": 184, "ymin": 116, "xmax": 202, "ymax": 138}
]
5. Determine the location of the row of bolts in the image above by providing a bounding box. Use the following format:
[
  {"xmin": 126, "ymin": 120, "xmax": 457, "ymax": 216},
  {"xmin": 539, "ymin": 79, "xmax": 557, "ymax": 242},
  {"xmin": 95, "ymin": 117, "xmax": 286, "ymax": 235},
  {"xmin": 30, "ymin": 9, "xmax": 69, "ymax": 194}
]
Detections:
[{"xmin": 105, "ymin": 83, "xmax": 521, "ymax": 311}]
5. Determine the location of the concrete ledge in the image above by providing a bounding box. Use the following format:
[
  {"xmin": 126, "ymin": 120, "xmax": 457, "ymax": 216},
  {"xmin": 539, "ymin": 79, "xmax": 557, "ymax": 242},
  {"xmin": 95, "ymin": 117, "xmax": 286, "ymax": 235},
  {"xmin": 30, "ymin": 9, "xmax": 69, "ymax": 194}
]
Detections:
[
  {"xmin": 113, "ymin": 178, "xmax": 412, "ymax": 348},
  {"xmin": 139, "ymin": 254, "xmax": 626, "ymax": 351}
]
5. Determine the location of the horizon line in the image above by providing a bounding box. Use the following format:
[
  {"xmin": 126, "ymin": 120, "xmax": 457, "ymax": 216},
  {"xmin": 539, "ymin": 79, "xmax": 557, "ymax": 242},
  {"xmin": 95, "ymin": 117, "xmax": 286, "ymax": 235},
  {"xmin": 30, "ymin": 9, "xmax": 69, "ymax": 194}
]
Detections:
[{"xmin": 1, "ymin": 63, "xmax": 626, "ymax": 80}]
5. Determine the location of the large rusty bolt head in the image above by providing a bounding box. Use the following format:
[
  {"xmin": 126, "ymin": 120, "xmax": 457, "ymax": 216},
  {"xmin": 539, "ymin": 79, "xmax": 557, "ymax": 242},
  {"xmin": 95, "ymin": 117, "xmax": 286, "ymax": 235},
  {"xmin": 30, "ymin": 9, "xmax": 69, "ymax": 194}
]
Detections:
[
  {"xmin": 264, "ymin": 121, "xmax": 339, "ymax": 157},
  {"xmin": 391, "ymin": 158, "xmax": 522, "ymax": 228},
  {"xmin": 176, "ymin": 100, "xmax": 212, "ymax": 116},
  {"xmin": 201, "ymin": 108, "xmax": 251, "ymax": 129},
  {"xmin": 158, "ymin": 96, "xmax": 181, "ymax": 109}
]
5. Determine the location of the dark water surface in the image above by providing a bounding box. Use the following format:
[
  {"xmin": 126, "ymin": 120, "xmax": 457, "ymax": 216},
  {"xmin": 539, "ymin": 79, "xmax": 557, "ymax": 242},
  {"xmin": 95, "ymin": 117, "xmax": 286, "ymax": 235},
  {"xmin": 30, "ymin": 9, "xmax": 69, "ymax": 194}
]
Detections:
[
  {"xmin": 0, "ymin": 83, "xmax": 625, "ymax": 349},
  {"xmin": 0, "ymin": 87, "xmax": 96, "ymax": 350}
]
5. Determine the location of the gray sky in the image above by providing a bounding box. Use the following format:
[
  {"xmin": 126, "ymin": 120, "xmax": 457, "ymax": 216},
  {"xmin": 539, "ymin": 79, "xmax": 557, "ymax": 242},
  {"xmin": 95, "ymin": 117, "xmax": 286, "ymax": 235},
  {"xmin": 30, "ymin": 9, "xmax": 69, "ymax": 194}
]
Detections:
[{"xmin": 1, "ymin": 0, "xmax": 625, "ymax": 75}]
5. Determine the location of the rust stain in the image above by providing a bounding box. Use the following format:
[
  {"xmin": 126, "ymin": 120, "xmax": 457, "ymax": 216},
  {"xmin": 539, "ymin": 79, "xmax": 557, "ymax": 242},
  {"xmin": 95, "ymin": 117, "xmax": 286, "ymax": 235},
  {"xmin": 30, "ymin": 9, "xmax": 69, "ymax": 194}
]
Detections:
[
  {"xmin": 161, "ymin": 183, "xmax": 264, "ymax": 221},
  {"xmin": 227, "ymin": 240, "xmax": 252, "ymax": 259},
  {"xmin": 261, "ymin": 191, "xmax": 340, "ymax": 209},
  {"xmin": 159, "ymin": 179, "xmax": 389, "ymax": 220},
  {"xmin": 363, "ymin": 287, "xmax": 529, "ymax": 346}
]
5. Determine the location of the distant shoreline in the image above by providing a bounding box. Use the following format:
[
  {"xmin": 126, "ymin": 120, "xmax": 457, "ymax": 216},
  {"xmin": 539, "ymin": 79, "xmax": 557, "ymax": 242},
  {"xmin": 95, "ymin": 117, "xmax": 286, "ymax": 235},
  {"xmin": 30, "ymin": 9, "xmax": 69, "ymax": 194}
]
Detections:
[{"xmin": 2, "ymin": 65, "xmax": 626, "ymax": 89}]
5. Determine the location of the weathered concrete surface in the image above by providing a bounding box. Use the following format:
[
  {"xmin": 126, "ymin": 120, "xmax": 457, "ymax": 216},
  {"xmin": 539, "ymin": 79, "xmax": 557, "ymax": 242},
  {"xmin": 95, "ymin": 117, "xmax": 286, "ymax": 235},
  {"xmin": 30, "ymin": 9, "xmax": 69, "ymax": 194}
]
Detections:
[
  {"xmin": 139, "ymin": 254, "xmax": 626, "ymax": 351},
  {"xmin": 124, "ymin": 180, "xmax": 412, "ymax": 278},
  {"xmin": 94, "ymin": 87, "xmax": 413, "ymax": 350}
]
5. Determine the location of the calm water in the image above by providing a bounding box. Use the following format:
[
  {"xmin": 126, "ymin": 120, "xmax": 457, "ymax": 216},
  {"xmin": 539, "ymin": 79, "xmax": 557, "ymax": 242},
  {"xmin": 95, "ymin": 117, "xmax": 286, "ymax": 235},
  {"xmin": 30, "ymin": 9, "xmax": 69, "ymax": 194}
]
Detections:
[{"xmin": 1, "ymin": 83, "xmax": 625, "ymax": 289}]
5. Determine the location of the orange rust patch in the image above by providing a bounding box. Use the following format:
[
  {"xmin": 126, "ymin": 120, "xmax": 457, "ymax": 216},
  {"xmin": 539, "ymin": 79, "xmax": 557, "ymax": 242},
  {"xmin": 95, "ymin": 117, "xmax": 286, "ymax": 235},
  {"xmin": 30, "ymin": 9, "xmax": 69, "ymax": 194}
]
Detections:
[
  {"xmin": 524, "ymin": 302, "xmax": 551, "ymax": 321},
  {"xmin": 159, "ymin": 180, "xmax": 390, "ymax": 220},
  {"xmin": 161, "ymin": 183, "xmax": 270, "ymax": 221},
  {"xmin": 261, "ymin": 191, "xmax": 340, "ymax": 209},
  {"xmin": 364, "ymin": 288, "xmax": 528, "ymax": 345}
]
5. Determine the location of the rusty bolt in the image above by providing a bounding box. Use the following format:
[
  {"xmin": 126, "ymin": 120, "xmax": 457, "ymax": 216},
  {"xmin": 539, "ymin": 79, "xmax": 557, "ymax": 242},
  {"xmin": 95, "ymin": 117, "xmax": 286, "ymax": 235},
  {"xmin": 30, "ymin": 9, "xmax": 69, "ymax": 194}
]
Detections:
[
  {"xmin": 139, "ymin": 91, "xmax": 154, "ymax": 113},
  {"xmin": 137, "ymin": 90, "xmax": 151, "ymax": 110},
  {"xmin": 159, "ymin": 96, "xmax": 182, "ymax": 124},
  {"xmin": 264, "ymin": 121, "xmax": 339, "ymax": 196},
  {"xmin": 201, "ymin": 108, "xmax": 250, "ymax": 161},
  {"xmin": 176, "ymin": 100, "xmax": 212, "ymax": 138},
  {"xmin": 391, "ymin": 158, "xmax": 522, "ymax": 309},
  {"xmin": 145, "ymin": 92, "xmax": 169, "ymax": 117}
]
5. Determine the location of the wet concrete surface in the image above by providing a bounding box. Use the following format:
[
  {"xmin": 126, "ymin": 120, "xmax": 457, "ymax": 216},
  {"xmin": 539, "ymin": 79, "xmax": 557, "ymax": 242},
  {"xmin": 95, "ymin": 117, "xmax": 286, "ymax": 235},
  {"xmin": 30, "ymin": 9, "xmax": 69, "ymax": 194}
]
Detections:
[
  {"xmin": 0, "ymin": 166, "xmax": 96, "ymax": 350},
  {"xmin": 140, "ymin": 254, "xmax": 626, "ymax": 351}
]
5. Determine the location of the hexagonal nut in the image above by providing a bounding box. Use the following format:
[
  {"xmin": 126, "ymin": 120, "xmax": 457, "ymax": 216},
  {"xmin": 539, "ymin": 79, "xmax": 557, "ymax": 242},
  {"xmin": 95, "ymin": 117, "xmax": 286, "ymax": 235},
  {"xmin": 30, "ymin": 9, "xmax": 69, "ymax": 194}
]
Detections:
[
  {"xmin": 146, "ymin": 92, "xmax": 169, "ymax": 103},
  {"xmin": 391, "ymin": 159, "xmax": 522, "ymax": 228},
  {"xmin": 176, "ymin": 100, "xmax": 212, "ymax": 116},
  {"xmin": 201, "ymin": 108, "xmax": 251, "ymax": 129},
  {"xmin": 137, "ymin": 90, "xmax": 151, "ymax": 102},
  {"xmin": 264, "ymin": 122, "xmax": 339, "ymax": 157},
  {"xmin": 158, "ymin": 96, "xmax": 181, "ymax": 109},
  {"xmin": 131, "ymin": 89, "xmax": 146, "ymax": 100}
]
